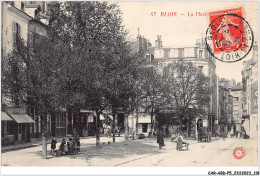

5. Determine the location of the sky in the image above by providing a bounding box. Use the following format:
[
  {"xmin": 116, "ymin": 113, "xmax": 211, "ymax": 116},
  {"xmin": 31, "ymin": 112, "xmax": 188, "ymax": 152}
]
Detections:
[{"xmin": 117, "ymin": 1, "xmax": 258, "ymax": 83}]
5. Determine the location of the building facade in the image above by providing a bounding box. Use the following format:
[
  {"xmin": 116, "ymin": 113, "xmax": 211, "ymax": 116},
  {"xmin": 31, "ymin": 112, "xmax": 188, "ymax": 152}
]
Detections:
[
  {"xmin": 230, "ymin": 84, "xmax": 243, "ymax": 136},
  {"xmin": 216, "ymin": 84, "xmax": 229, "ymax": 136},
  {"xmin": 1, "ymin": 2, "xmax": 32, "ymax": 54},
  {"xmin": 1, "ymin": 2, "xmax": 70, "ymax": 145},
  {"xmin": 241, "ymin": 43, "xmax": 258, "ymax": 139},
  {"xmin": 2, "ymin": 2, "xmax": 35, "ymax": 145},
  {"xmin": 149, "ymin": 35, "xmax": 217, "ymax": 137}
]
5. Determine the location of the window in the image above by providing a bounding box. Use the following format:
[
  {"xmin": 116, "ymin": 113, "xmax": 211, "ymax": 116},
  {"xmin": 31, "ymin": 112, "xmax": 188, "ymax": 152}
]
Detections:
[
  {"xmin": 199, "ymin": 50, "xmax": 203, "ymax": 58},
  {"xmin": 56, "ymin": 113, "xmax": 66, "ymax": 128},
  {"xmin": 198, "ymin": 66, "xmax": 203, "ymax": 72},
  {"xmin": 233, "ymin": 114, "xmax": 238, "ymax": 121},
  {"xmin": 233, "ymin": 105, "xmax": 239, "ymax": 111},
  {"xmin": 7, "ymin": 122, "xmax": 15, "ymax": 134},
  {"xmin": 19, "ymin": 124, "xmax": 22, "ymax": 134},
  {"xmin": 1, "ymin": 122, "xmax": 4, "ymax": 137},
  {"xmin": 12, "ymin": 22, "xmax": 21, "ymax": 44},
  {"xmin": 233, "ymin": 97, "xmax": 238, "ymax": 101}
]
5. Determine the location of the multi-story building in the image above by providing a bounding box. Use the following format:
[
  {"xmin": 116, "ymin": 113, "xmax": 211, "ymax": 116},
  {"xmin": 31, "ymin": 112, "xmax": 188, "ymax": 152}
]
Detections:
[
  {"xmin": 230, "ymin": 83, "xmax": 243, "ymax": 136},
  {"xmin": 217, "ymin": 78, "xmax": 236, "ymax": 136},
  {"xmin": 227, "ymin": 93, "xmax": 233, "ymax": 133},
  {"xmin": 216, "ymin": 84, "xmax": 229, "ymax": 136},
  {"xmin": 1, "ymin": 1, "xmax": 70, "ymax": 145},
  {"xmin": 2, "ymin": 2, "xmax": 32, "ymax": 55},
  {"xmin": 241, "ymin": 43, "xmax": 258, "ymax": 139},
  {"xmin": 149, "ymin": 35, "xmax": 217, "ymax": 137},
  {"xmin": 2, "ymin": 1, "xmax": 34, "ymax": 145}
]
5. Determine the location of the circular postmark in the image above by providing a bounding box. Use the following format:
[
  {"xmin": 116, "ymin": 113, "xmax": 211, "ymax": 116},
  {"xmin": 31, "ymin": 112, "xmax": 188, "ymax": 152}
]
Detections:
[
  {"xmin": 206, "ymin": 14, "xmax": 254, "ymax": 63},
  {"xmin": 233, "ymin": 147, "xmax": 246, "ymax": 159}
]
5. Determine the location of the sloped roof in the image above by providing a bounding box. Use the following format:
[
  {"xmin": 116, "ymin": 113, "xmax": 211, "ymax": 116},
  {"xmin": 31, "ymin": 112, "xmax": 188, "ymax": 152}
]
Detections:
[{"xmin": 231, "ymin": 84, "xmax": 243, "ymax": 91}]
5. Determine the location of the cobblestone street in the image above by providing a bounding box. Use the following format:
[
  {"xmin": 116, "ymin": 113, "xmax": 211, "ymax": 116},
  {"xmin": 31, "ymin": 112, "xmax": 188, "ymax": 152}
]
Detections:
[{"xmin": 1, "ymin": 136, "xmax": 258, "ymax": 166}]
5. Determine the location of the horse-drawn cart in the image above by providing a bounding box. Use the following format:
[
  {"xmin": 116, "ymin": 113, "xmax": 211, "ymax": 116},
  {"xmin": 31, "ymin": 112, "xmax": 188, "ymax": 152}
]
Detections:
[{"xmin": 198, "ymin": 127, "xmax": 211, "ymax": 142}]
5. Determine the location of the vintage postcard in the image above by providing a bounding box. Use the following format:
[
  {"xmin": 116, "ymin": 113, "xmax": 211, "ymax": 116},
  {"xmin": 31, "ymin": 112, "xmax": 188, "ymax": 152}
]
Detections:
[{"xmin": 1, "ymin": 1, "xmax": 259, "ymax": 175}]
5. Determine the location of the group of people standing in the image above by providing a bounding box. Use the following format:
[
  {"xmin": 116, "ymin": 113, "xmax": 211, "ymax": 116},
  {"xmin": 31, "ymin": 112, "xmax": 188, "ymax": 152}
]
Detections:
[{"xmin": 50, "ymin": 135, "xmax": 81, "ymax": 156}]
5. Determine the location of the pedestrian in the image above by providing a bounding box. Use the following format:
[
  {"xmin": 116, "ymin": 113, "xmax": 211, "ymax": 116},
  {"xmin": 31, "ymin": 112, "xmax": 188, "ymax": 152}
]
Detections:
[
  {"xmin": 51, "ymin": 136, "xmax": 57, "ymax": 155},
  {"xmin": 171, "ymin": 131, "xmax": 177, "ymax": 142},
  {"xmin": 59, "ymin": 138, "xmax": 66, "ymax": 156},
  {"xmin": 107, "ymin": 125, "xmax": 111, "ymax": 137},
  {"xmin": 64, "ymin": 140, "xmax": 69, "ymax": 155},
  {"xmin": 67, "ymin": 138, "xmax": 72, "ymax": 155},
  {"xmin": 73, "ymin": 128, "xmax": 77, "ymax": 137},
  {"xmin": 153, "ymin": 129, "xmax": 157, "ymax": 136},
  {"xmin": 76, "ymin": 135, "xmax": 81, "ymax": 153},
  {"xmin": 174, "ymin": 132, "xmax": 189, "ymax": 144},
  {"xmin": 157, "ymin": 128, "xmax": 165, "ymax": 150},
  {"xmin": 118, "ymin": 126, "xmax": 121, "ymax": 137},
  {"xmin": 70, "ymin": 138, "xmax": 76, "ymax": 154}
]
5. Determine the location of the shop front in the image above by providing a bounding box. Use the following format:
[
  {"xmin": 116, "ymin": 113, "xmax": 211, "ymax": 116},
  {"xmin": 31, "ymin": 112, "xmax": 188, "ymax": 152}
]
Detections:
[
  {"xmin": 78, "ymin": 109, "xmax": 96, "ymax": 137},
  {"xmin": 6, "ymin": 107, "xmax": 35, "ymax": 144},
  {"xmin": 1, "ymin": 111, "xmax": 15, "ymax": 146},
  {"xmin": 138, "ymin": 113, "xmax": 152, "ymax": 137}
]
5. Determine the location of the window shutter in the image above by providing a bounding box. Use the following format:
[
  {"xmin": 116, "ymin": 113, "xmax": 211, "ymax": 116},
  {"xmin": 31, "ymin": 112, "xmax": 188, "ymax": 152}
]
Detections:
[
  {"xmin": 12, "ymin": 22, "xmax": 16, "ymax": 43},
  {"xmin": 12, "ymin": 22, "xmax": 21, "ymax": 44},
  {"xmin": 17, "ymin": 24, "xmax": 21, "ymax": 35}
]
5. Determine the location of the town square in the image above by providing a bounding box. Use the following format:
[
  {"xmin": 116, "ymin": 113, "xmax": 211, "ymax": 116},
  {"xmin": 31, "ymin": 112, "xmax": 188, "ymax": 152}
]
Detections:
[{"xmin": 1, "ymin": 1, "xmax": 259, "ymax": 173}]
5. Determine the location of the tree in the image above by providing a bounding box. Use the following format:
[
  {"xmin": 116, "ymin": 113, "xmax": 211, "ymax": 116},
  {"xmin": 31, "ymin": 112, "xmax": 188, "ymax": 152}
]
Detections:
[
  {"xmin": 2, "ymin": 30, "xmax": 70, "ymax": 158},
  {"xmin": 162, "ymin": 60, "xmax": 211, "ymax": 136},
  {"xmin": 139, "ymin": 65, "xmax": 167, "ymax": 136},
  {"xmin": 49, "ymin": 1, "xmax": 137, "ymax": 145}
]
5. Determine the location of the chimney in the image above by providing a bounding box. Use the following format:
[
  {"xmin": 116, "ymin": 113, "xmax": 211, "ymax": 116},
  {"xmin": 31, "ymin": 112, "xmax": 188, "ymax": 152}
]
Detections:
[{"xmin": 155, "ymin": 35, "xmax": 162, "ymax": 48}]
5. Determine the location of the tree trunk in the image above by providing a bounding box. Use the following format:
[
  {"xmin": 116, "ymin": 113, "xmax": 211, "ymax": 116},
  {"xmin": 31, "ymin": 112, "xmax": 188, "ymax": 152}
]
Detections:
[
  {"xmin": 135, "ymin": 106, "xmax": 139, "ymax": 139},
  {"xmin": 112, "ymin": 110, "xmax": 116, "ymax": 143},
  {"xmin": 186, "ymin": 121, "xmax": 189, "ymax": 138},
  {"xmin": 41, "ymin": 113, "xmax": 47, "ymax": 159},
  {"xmin": 124, "ymin": 113, "xmax": 129, "ymax": 141},
  {"xmin": 150, "ymin": 102, "xmax": 154, "ymax": 137},
  {"xmin": 95, "ymin": 109, "xmax": 100, "ymax": 147},
  {"xmin": 42, "ymin": 135, "xmax": 47, "ymax": 159}
]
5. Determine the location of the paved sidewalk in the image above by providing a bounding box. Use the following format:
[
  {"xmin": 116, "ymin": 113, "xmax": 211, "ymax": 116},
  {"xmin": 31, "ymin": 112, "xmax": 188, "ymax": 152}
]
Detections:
[
  {"xmin": 1, "ymin": 135, "xmax": 109, "ymax": 152},
  {"xmin": 2, "ymin": 136, "xmax": 256, "ymax": 167},
  {"xmin": 2, "ymin": 135, "xmax": 223, "ymax": 153},
  {"xmin": 1, "ymin": 136, "xmax": 204, "ymax": 166}
]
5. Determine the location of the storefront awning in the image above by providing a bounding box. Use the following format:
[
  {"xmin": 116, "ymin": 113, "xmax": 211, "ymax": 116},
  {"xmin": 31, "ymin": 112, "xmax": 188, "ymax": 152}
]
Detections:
[
  {"xmin": 9, "ymin": 113, "xmax": 35, "ymax": 123},
  {"xmin": 100, "ymin": 114, "xmax": 105, "ymax": 120},
  {"xmin": 1, "ymin": 111, "xmax": 14, "ymax": 121},
  {"xmin": 138, "ymin": 114, "xmax": 151, "ymax": 123},
  {"xmin": 108, "ymin": 115, "xmax": 113, "ymax": 120}
]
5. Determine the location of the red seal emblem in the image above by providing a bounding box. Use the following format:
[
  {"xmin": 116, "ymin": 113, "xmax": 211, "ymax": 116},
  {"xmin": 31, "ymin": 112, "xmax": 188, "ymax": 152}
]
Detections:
[{"xmin": 233, "ymin": 147, "xmax": 246, "ymax": 159}]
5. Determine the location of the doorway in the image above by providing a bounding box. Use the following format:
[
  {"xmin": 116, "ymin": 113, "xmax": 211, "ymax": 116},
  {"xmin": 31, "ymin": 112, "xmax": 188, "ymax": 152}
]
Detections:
[{"xmin": 142, "ymin": 124, "xmax": 148, "ymax": 133}]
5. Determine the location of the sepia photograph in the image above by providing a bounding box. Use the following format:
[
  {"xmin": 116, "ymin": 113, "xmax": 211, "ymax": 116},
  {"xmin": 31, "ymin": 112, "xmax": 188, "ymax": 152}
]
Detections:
[{"xmin": 0, "ymin": 0, "xmax": 259, "ymax": 175}]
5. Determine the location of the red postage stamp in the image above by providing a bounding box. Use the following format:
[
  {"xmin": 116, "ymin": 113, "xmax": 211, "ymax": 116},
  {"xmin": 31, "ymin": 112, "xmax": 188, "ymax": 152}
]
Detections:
[
  {"xmin": 233, "ymin": 147, "xmax": 246, "ymax": 159},
  {"xmin": 206, "ymin": 7, "xmax": 254, "ymax": 63}
]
